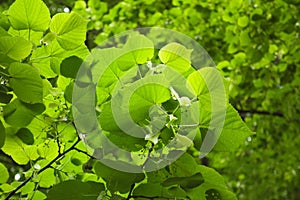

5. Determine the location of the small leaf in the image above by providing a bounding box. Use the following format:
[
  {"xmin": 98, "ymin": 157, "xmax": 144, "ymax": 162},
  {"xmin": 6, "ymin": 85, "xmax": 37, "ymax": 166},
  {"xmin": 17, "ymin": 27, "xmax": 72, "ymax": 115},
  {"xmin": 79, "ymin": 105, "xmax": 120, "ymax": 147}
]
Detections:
[
  {"xmin": 60, "ymin": 56, "xmax": 83, "ymax": 78},
  {"xmin": 0, "ymin": 163, "xmax": 9, "ymax": 183},
  {"xmin": 50, "ymin": 13, "xmax": 87, "ymax": 50},
  {"xmin": 0, "ymin": 36, "xmax": 32, "ymax": 60},
  {"xmin": 47, "ymin": 180, "xmax": 105, "ymax": 200},
  {"xmin": 237, "ymin": 16, "xmax": 249, "ymax": 27},
  {"xmin": 8, "ymin": 0, "xmax": 50, "ymax": 31},
  {"xmin": 9, "ymin": 62, "xmax": 43, "ymax": 103},
  {"xmin": 0, "ymin": 120, "xmax": 5, "ymax": 148},
  {"xmin": 16, "ymin": 128, "xmax": 34, "ymax": 145}
]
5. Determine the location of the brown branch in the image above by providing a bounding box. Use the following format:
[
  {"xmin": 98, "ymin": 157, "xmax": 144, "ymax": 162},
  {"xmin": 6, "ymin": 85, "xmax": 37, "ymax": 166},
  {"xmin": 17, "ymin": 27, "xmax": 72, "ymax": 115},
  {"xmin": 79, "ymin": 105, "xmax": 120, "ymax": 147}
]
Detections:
[{"xmin": 237, "ymin": 109, "xmax": 284, "ymax": 117}]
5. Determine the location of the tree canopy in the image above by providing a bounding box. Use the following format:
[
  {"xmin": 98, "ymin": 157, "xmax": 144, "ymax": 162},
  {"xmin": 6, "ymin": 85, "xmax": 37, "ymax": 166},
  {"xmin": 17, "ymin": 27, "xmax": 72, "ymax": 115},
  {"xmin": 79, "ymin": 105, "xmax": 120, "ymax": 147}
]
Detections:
[{"xmin": 0, "ymin": 0, "xmax": 299, "ymax": 199}]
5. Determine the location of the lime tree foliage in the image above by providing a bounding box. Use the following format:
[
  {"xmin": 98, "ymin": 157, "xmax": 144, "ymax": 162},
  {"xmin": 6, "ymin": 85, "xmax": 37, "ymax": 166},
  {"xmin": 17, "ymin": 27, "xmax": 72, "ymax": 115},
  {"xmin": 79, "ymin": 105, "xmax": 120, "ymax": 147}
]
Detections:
[
  {"xmin": 66, "ymin": 0, "xmax": 300, "ymax": 199},
  {"xmin": 0, "ymin": 0, "xmax": 255, "ymax": 199}
]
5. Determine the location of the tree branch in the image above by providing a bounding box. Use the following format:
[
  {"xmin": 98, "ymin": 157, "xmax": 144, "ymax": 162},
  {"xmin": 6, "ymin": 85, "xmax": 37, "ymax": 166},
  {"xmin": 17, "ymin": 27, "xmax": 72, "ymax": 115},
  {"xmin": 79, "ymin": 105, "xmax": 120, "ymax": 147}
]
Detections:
[
  {"xmin": 5, "ymin": 136, "xmax": 81, "ymax": 200},
  {"xmin": 237, "ymin": 109, "xmax": 284, "ymax": 117},
  {"xmin": 73, "ymin": 147, "xmax": 96, "ymax": 159}
]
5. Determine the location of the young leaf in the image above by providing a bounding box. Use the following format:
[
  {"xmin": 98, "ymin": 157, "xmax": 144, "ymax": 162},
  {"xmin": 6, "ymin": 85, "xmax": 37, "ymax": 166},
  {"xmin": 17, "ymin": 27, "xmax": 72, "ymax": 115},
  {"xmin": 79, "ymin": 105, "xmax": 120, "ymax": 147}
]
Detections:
[
  {"xmin": 50, "ymin": 13, "xmax": 87, "ymax": 50},
  {"xmin": 8, "ymin": 0, "xmax": 50, "ymax": 31},
  {"xmin": 9, "ymin": 62, "xmax": 43, "ymax": 103},
  {"xmin": 47, "ymin": 180, "xmax": 105, "ymax": 200}
]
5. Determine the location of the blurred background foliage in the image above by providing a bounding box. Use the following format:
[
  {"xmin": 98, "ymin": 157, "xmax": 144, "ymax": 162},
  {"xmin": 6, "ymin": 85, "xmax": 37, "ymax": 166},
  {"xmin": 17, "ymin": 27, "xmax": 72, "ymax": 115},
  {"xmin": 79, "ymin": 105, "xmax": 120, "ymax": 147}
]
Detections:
[{"xmin": 1, "ymin": 0, "xmax": 300, "ymax": 199}]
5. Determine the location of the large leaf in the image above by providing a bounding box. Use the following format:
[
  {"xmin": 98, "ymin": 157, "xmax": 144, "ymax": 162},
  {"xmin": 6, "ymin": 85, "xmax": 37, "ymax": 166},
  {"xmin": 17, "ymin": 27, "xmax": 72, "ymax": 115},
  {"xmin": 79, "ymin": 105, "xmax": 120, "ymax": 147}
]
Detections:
[
  {"xmin": 8, "ymin": 0, "xmax": 50, "ymax": 31},
  {"xmin": 94, "ymin": 161, "xmax": 145, "ymax": 193},
  {"xmin": 9, "ymin": 62, "xmax": 43, "ymax": 103},
  {"xmin": 50, "ymin": 13, "xmax": 87, "ymax": 50},
  {"xmin": 47, "ymin": 180, "xmax": 105, "ymax": 200},
  {"xmin": 0, "ymin": 36, "xmax": 32, "ymax": 60},
  {"xmin": 129, "ymin": 83, "xmax": 171, "ymax": 123},
  {"xmin": 3, "ymin": 99, "xmax": 45, "ymax": 127},
  {"xmin": 123, "ymin": 32, "xmax": 154, "ymax": 64},
  {"xmin": 213, "ymin": 104, "xmax": 253, "ymax": 151}
]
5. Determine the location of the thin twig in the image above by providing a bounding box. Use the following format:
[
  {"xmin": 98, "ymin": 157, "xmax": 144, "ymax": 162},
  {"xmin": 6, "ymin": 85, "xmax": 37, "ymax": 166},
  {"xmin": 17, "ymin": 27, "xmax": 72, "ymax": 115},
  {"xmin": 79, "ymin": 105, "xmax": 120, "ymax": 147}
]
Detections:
[{"xmin": 5, "ymin": 137, "xmax": 81, "ymax": 199}]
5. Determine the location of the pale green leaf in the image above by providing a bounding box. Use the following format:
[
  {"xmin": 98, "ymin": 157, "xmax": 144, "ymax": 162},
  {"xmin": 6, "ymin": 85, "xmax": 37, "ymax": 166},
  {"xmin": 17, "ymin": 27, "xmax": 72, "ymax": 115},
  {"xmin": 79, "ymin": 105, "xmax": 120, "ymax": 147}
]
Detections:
[
  {"xmin": 1, "ymin": 135, "xmax": 39, "ymax": 165},
  {"xmin": 158, "ymin": 42, "xmax": 193, "ymax": 73},
  {"xmin": 50, "ymin": 13, "xmax": 87, "ymax": 50},
  {"xmin": 0, "ymin": 36, "xmax": 32, "ymax": 60}
]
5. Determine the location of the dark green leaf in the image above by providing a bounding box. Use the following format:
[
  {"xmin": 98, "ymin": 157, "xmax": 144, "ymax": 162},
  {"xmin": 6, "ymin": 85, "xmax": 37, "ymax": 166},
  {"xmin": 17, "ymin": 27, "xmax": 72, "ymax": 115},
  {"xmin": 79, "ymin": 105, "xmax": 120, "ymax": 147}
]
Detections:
[
  {"xmin": 47, "ymin": 180, "xmax": 105, "ymax": 200},
  {"xmin": 16, "ymin": 128, "xmax": 34, "ymax": 145},
  {"xmin": 60, "ymin": 56, "xmax": 83, "ymax": 79}
]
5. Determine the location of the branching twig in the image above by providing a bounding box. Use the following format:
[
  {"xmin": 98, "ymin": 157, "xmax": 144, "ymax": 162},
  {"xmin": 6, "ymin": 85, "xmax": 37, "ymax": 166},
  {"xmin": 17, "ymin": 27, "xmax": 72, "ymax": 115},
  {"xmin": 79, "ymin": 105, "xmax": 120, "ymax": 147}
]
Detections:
[
  {"xmin": 5, "ymin": 136, "xmax": 81, "ymax": 199},
  {"xmin": 73, "ymin": 147, "xmax": 96, "ymax": 159},
  {"xmin": 126, "ymin": 184, "xmax": 135, "ymax": 200}
]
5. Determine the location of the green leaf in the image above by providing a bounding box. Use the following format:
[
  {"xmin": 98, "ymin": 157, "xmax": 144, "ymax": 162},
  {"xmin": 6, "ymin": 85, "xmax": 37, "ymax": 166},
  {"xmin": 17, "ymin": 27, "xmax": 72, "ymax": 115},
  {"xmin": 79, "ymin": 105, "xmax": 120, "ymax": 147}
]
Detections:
[
  {"xmin": 237, "ymin": 16, "xmax": 249, "ymax": 27},
  {"xmin": 162, "ymin": 172, "xmax": 204, "ymax": 189},
  {"xmin": 0, "ymin": 36, "xmax": 32, "ymax": 60},
  {"xmin": 35, "ymin": 168, "xmax": 56, "ymax": 188},
  {"xmin": 16, "ymin": 128, "xmax": 34, "ymax": 145},
  {"xmin": 187, "ymin": 165, "xmax": 237, "ymax": 200},
  {"xmin": 9, "ymin": 62, "xmax": 43, "ymax": 103},
  {"xmin": 50, "ymin": 13, "xmax": 87, "ymax": 50},
  {"xmin": 0, "ymin": 163, "xmax": 9, "ymax": 184},
  {"xmin": 158, "ymin": 42, "xmax": 192, "ymax": 73},
  {"xmin": 2, "ymin": 135, "xmax": 39, "ymax": 164},
  {"xmin": 47, "ymin": 180, "xmax": 105, "ymax": 200},
  {"xmin": 123, "ymin": 32, "xmax": 154, "ymax": 64},
  {"xmin": 213, "ymin": 104, "xmax": 253, "ymax": 151},
  {"xmin": 8, "ymin": 0, "xmax": 50, "ymax": 31},
  {"xmin": 60, "ymin": 56, "xmax": 83, "ymax": 78},
  {"xmin": 3, "ymin": 99, "xmax": 45, "ymax": 127},
  {"xmin": 93, "ymin": 161, "xmax": 145, "ymax": 193},
  {"xmin": 129, "ymin": 83, "xmax": 171, "ymax": 123},
  {"xmin": 133, "ymin": 183, "xmax": 186, "ymax": 199},
  {"xmin": 0, "ymin": 120, "xmax": 5, "ymax": 148}
]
